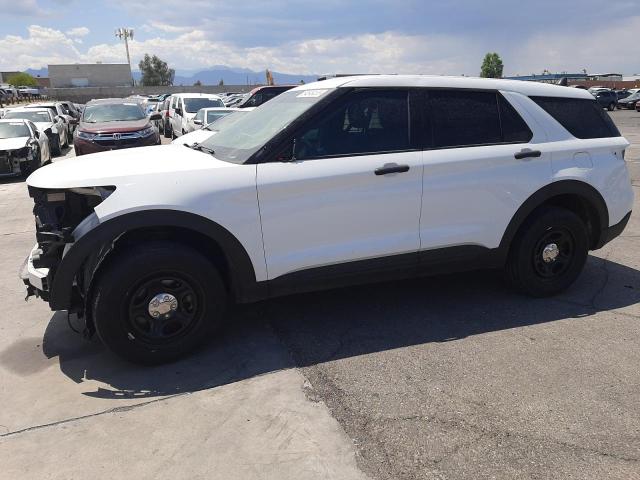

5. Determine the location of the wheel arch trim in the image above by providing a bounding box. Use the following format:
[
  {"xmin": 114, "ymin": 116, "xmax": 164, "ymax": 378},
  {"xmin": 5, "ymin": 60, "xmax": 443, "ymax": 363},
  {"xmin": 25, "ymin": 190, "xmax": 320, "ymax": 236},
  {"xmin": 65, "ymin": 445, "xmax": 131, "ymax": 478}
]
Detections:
[
  {"xmin": 499, "ymin": 180, "xmax": 609, "ymax": 254},
  {"xmin": 49, "ymin": 209, "xmax": 263, "ymax": 311}
]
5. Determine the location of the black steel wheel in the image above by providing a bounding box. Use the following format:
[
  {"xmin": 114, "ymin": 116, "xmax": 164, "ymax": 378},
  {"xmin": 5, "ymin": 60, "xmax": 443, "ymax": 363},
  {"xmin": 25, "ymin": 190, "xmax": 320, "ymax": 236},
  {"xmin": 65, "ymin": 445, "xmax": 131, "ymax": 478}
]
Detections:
[
  {"xmin": 92, "ymin": 241, "xmax": 228, "ymax": 364},
  {"xmin": 506, "ymin": 206, "xmax": 589, "ymax": 297}
]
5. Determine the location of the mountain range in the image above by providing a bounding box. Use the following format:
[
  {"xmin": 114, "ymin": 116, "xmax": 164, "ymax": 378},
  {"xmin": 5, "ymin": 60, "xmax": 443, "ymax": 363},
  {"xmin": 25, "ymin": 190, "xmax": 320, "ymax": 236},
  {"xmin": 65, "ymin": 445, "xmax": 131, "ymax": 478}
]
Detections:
[{"xmin": 26, "ymin": 66, "xmax": 319, "ymax": 86}]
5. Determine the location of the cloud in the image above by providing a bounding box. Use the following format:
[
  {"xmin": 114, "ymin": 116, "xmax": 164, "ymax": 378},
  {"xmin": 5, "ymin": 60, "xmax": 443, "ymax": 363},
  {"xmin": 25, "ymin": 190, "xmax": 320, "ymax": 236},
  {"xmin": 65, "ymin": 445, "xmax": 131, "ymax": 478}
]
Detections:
[
  {"xmin": 66, "ymin": 27, "xmax": 90, "ymax": 37},
  {"xmin": 0, "ymin": 25, "xmax": 82, "ymax": 70},
  {"xmin": 1, "ymin": 11, "xmax": 639, "ymax": 78},
  {"xmin": 507, "ymin": 16, "xmax": 640, "ymax": 75}
]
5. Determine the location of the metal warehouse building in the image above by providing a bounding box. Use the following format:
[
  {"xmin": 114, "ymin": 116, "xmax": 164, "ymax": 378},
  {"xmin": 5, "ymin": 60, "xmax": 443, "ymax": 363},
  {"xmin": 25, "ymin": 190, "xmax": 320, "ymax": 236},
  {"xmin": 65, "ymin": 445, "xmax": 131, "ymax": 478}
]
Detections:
[{"xmin": 48, "ymin": 63, "xmax": 132, "ymax": 88}]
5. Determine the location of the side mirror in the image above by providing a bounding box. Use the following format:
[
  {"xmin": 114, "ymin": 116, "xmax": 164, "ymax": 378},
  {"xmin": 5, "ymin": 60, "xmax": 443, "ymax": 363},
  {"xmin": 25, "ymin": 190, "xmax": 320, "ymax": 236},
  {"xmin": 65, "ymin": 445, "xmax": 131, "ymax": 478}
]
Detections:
[
  {"xmin": 149, "ymin": 112, "xmax": 162, "ymax": 121},
  {"xmin": 175, "ymin": 107, "xmax": 182, "ymax": 116},
  {"xmin": 34, "ymin": 130, "xmax": 40, "ymax": 138},
  {"xmin": 193, "ymin": 119, "xmax": 202, "ymax": 125}
]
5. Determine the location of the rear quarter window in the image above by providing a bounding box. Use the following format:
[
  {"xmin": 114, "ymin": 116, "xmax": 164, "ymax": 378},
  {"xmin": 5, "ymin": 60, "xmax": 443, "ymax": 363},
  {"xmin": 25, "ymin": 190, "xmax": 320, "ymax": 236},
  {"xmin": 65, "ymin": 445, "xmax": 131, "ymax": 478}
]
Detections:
[{"xmin": 530, "ymin": 96, "xmax": 620, "ymax": 139}]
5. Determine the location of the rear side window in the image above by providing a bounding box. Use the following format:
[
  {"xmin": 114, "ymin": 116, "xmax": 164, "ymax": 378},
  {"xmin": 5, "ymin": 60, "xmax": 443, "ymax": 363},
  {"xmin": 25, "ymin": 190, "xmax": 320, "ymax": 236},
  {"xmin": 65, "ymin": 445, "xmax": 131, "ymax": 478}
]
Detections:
[
  {"xmin": 426, "ymin": 90, "xmax": 532, "ymax": 148},
  {"xmin": 530, "ymin": 96, "xmax": 620, "ymax": 139}
]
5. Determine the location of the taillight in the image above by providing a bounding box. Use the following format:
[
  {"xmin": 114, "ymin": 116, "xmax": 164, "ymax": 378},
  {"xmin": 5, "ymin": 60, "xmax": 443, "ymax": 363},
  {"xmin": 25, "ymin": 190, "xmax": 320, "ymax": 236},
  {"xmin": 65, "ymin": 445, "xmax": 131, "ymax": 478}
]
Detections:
[{"xmin": 165, "ymin": 111, "xmax": 169, "ymax": 118}]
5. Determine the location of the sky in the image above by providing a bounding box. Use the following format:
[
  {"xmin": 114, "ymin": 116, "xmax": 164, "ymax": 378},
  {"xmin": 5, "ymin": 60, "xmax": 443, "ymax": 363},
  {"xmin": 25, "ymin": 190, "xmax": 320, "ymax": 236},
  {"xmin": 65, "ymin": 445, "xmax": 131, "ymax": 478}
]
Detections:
[{"xmin": 0, "ymin": 0, "xmax": 639, "ymax": 76}]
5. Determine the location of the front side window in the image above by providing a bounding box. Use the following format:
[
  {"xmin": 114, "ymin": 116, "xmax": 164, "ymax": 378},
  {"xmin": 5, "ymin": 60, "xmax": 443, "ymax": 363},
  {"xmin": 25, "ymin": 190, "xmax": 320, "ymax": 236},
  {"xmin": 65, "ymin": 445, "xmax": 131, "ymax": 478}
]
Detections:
[
  {"xmin": 201, "ymin": 88, "xmax": 333, "ymax": 164},
  {"xmin": 293, "ymin": 89, "xmax": 410, "ymax": 160}
]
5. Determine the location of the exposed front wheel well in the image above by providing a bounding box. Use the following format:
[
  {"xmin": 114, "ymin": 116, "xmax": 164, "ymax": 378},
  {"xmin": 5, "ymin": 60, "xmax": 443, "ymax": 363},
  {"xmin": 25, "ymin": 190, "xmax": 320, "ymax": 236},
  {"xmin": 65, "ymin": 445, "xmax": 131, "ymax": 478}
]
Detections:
[{"xmin": 105, "ymin": 227, "xmax": 233, "ymax": 295}]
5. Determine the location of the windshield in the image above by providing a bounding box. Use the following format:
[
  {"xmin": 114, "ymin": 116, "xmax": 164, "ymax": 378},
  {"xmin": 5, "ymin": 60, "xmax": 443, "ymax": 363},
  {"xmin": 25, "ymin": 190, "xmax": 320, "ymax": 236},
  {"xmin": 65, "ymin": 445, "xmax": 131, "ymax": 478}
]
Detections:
[
  {"xmin": 4, "ymin": 111, "xmax": 51, "ymax": 123},
  {"xmin": 0, "ymin": 122, "xmax": 30, "ymax": 139},
  {"xmin": 206, "ymin": 111, "xmax": 233, "ymax": 123},
  {"xmin": 624, "ymin": 92, "xmax": 640, "ymax": 100},
  {"xmin": 201, "ymin": 88, "xmax": 333, "ymax": 163},
  {"xmin": 184, "ymin": 97, "xmax": 224, "ymax": 113},
  {"xmin": 83, "ymin": 103, "xmax": 146, "ymax": 123},
  {"xmin": 204, "ymin": 111, "xmax": 249, "ymax": 131}
]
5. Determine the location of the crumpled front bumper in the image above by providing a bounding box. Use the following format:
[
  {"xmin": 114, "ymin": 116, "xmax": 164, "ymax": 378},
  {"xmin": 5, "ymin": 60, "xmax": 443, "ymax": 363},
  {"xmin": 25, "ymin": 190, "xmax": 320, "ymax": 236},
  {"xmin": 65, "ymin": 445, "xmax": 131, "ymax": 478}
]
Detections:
[{"xmin": 20, "ymin": 243, "xmax": 51, "ymax": 300}]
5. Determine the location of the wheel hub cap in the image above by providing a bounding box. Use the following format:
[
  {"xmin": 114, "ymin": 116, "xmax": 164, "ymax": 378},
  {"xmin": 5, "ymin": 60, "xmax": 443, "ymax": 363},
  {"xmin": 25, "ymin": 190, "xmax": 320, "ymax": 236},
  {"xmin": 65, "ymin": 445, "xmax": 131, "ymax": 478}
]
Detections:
[
  {"xmin": 148, "ymin": 293, "xmax": 178, "ymax": 320},
  {"xmin": 542, "ymin": 243, "xmax": 560, "ymax": 263}
]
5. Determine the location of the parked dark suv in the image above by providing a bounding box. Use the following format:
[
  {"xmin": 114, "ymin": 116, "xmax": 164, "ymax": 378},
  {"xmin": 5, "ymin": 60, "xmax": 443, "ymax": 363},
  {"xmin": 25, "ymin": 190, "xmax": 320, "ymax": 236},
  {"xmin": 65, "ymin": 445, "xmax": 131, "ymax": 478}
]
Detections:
[
  {"xmin": 236, "ymin": 85, "xmax": 295, "ymax": 108},
  {"xmin": 591, "ymin": 89, "xmax": 617, "ymax": 111},
  {"xmin": 74, "ymin": 98, "xmax": 161, "ymax": 156}
]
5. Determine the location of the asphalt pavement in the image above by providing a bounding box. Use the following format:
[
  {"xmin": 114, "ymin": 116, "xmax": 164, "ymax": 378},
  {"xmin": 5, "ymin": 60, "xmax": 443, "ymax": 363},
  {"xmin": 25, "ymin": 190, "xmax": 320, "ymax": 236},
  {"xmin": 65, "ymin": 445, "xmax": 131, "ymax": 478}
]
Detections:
[{"xmin": 1, "ymin": 111, "xmax": 639, "ymax": 479}]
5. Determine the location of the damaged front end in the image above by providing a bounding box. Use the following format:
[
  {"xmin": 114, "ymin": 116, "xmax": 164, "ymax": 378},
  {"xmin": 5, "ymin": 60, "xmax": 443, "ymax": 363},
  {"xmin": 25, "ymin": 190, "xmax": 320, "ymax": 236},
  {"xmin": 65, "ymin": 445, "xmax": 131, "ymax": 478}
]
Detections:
[{"xmin": 21, "ymin": 185, "xmax": 115, "ymax": 329}]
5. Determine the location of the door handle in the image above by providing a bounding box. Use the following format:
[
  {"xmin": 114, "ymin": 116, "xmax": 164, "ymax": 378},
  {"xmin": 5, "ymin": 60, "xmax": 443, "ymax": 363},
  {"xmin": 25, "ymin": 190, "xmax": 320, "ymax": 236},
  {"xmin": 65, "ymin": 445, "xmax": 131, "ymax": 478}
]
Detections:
[
  {"xmin": 514, "ymin": 149, "xmax": 542, "ymax": 160},
  {"xmin": 375, "ymin": 163, "xmax": 410, "ymax": 175}
]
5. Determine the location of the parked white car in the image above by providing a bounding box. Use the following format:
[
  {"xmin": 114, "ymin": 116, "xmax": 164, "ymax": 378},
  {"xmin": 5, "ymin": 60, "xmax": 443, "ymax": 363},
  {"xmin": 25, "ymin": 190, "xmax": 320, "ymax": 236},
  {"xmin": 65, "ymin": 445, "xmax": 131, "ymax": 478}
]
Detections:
[
  {"xmin": 174, "ymin": 108, "xmax": 254, "ymax": 145},
  {"xmin": 165, "ymin": 93, "xmax": 224, "ymax": 139},
  {"xmin": 25, "ymin": 102, "xmax": 76, "ymax": 139},
  {"xmin": 0, "ymin": 118, "xmax": 50, "ymax": 176},
  {"xmin": 3, "ymin": 107, "xmax": 68, "ymax": 156},
  {"xmin": 184, "ymin": 107, "xmax": 242, "ymax": 133},
  {"xmin": 22, "ymin": 75, "xmax": 633, "ymax": 364}
]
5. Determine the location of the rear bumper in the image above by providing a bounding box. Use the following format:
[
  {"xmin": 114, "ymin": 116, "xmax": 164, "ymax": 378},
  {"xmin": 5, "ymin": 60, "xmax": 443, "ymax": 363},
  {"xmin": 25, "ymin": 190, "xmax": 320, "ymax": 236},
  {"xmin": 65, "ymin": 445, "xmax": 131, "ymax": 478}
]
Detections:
[{"xmin": 595, "ymin": 211, "xmax": 631, "ymax": 249}]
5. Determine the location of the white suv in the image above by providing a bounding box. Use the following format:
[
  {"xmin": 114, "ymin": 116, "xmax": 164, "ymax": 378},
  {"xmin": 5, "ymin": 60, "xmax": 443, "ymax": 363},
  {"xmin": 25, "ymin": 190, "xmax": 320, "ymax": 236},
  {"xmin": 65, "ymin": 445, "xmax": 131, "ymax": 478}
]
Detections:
[
  {"xmin": 165, "ymin": 93, "xmax": 224, "ymax": 139},
  {"xmin": 22, "ymin": 75, "xmax": 633, "ymax": 364}
]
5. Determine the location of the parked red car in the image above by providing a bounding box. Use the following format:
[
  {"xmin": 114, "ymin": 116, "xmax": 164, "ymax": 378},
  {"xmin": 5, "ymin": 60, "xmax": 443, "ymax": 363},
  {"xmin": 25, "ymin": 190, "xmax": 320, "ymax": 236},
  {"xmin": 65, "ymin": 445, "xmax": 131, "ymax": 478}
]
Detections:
[{"xmin": 74, "ymin": 98, "xmax": 161, "ymax": 156}]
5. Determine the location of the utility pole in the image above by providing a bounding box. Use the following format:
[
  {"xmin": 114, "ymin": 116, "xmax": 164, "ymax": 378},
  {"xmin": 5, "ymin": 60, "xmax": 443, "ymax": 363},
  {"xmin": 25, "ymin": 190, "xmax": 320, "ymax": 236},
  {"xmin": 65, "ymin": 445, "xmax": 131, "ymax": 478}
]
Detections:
[{"xmin": 115, "ymin": 27, "xmax": 135, "ymax": 86}]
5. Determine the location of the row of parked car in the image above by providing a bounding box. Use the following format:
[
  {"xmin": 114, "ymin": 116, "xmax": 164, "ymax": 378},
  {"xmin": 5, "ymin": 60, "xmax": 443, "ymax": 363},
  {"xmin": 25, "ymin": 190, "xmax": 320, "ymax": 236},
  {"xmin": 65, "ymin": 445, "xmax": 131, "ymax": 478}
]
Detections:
[
  {"xmin": 0, "ymin": 84, "xmax": 299, "ymax": 176},
  {"xmin": 588, "ymin": 87, "xmax": 640, "ymax": 111},
  {"xmin": 0, "ymin": 100, "xmax": 82, "ymax": 176}
]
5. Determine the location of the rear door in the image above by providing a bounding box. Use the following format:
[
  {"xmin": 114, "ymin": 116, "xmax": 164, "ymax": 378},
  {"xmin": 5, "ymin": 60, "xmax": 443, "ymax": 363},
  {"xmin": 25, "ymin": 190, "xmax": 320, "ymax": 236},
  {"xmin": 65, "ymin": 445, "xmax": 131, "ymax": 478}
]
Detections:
[
  {"xmin": 418, "ymin": 89, "xmax": 551, "ymax": 254},
  {"xmin": 257, "ymin": 88, "xmax": 424, "ymax": 281}
]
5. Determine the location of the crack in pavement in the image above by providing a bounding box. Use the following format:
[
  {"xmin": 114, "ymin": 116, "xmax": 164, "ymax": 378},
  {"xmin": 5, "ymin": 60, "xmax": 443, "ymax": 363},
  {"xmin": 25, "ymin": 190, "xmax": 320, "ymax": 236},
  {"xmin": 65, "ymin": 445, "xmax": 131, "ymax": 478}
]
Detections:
[{"xmin": 0, "ymin": 392, "xmax": 188, "ymax": 439}]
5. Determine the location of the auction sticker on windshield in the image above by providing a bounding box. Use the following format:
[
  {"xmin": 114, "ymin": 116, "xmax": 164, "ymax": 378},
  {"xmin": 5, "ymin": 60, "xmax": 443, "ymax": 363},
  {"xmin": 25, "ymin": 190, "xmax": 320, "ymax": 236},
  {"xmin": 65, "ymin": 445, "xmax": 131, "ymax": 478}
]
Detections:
[{"xmin": 297, "ymin": 89, "xmax": 328, "ymax": 98}]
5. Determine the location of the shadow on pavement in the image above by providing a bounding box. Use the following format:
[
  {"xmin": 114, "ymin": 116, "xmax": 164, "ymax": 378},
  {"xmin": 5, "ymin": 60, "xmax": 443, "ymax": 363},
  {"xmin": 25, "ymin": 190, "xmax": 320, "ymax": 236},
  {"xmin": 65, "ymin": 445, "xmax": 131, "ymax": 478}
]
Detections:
[{"xmin": 41, "ymin": 254, "xmax": 640, "ymax": 400}]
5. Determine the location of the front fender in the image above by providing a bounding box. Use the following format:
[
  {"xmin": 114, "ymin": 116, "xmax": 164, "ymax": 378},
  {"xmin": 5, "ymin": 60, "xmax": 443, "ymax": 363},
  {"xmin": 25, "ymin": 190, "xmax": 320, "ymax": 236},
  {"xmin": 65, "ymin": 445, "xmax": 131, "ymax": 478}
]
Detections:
[{"xmin": 49, "ymin": 209, "xmax": 262, "ymax": 311}]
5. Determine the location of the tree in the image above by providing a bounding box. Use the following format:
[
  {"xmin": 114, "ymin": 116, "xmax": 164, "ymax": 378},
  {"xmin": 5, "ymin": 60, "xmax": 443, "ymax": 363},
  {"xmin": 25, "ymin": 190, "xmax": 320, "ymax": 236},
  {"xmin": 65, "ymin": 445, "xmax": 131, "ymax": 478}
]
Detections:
[
  {"xmin": 218, "ymin": 78, "xmax": 224, "ymax": 86},
  {"xmin": 7, "ymin": 72, "xmax": 37, "ymax": 87},
  {"xmin": 193, "ymin": 80, "xmax": 202, "ymax": 86},
  {"xmin": 480, "ymin": 53, "xmax": 504, "ymax": 79},
  {"xmin": 138, "ymin": 54, "xmax": 175, "ymax": 86}
]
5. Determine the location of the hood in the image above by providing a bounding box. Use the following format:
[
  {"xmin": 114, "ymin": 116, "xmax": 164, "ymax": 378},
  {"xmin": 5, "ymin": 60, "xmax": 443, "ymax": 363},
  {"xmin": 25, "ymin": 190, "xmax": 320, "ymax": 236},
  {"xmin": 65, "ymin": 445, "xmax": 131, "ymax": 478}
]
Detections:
[
  {"xmin": 172, "ymin": 129, "xmax": 216, "ymax": 145},
  {"xmin": 78, "ymin": 118, "xmax": 150, "ymax": 134},
  {"xmin": 33, "ymin": 121, "xmax": 54, "ymax": 131},
  {"xmin": 27, "ymin": 144, "xmax": 238, "ymax": 189},
  {"xmin": 0, "ymin": 137, "xmax": 29, "ymax": 151}
]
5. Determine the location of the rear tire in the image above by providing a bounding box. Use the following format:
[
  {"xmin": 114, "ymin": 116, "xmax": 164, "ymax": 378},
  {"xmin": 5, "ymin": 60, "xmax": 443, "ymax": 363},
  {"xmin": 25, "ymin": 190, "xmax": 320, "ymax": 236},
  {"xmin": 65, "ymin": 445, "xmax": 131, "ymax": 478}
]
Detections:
[
  {"xmin": 505, "ymin": 206, "xmax": 589, "ymax": 297},
  {"xmin": 92, "ymin": 241, "xmax": 228, "ymax": 364},
  {"xmin": 164, "ymin": 123, "xmax": 172, "ymax": 139},
  {"xmin": 608, "ymin": 103, "xmax": 615, "ymax": 111}
]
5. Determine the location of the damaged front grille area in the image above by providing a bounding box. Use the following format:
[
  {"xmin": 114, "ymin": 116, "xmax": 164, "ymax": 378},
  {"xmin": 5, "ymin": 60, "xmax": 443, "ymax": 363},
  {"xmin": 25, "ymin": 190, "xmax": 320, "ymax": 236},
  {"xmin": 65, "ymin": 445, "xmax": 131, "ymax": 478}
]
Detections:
[{"xmin": 27, "ymin": 185, "xmax": 115, "ymax": 290}]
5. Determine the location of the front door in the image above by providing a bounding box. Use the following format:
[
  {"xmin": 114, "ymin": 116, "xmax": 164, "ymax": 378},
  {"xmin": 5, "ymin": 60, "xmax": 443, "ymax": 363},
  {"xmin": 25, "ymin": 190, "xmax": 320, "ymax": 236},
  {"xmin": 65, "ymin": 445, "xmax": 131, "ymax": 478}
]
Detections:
[{"xmin": 257, "ymin": 88, "xmax": 424, "ymax": 281}]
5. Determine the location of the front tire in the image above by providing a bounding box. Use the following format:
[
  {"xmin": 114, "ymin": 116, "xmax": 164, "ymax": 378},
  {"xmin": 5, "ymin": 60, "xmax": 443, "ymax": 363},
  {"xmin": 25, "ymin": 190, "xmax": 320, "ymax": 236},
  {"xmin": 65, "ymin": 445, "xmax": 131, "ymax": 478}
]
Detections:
[
  {"xmin": 505, "ymin": 207, "xmax": 589, "ymax": 297},
  {"xmin": 608, "ymin": 103, "xmax": 615, "ymax": 111},
  {"xmin": 92, "ymin": 241, "xmax": 228, "ymax": 364}
]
